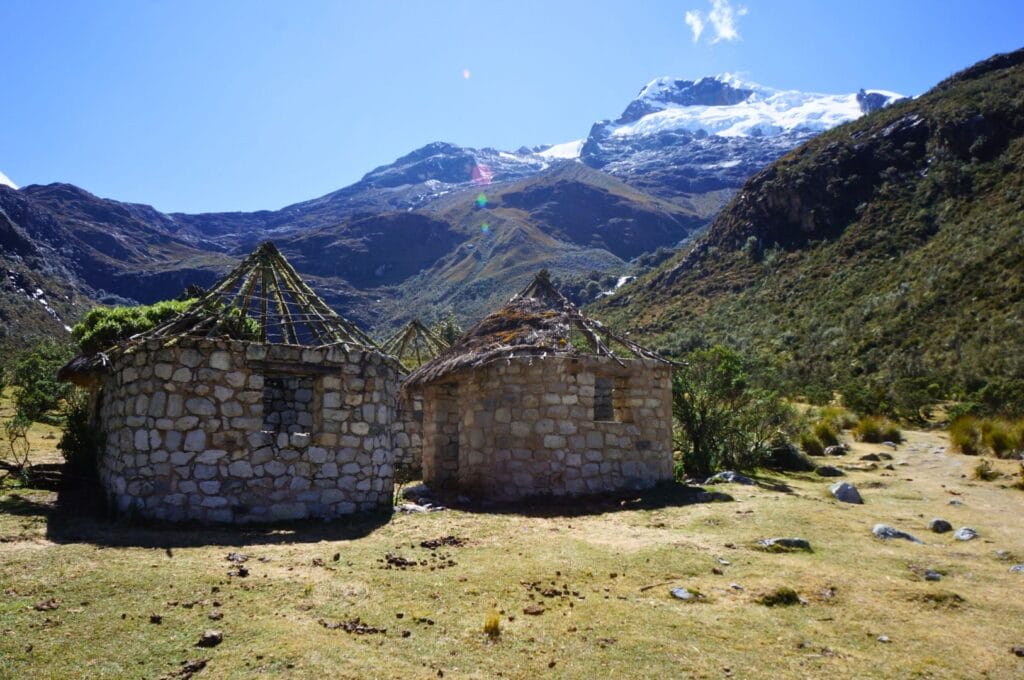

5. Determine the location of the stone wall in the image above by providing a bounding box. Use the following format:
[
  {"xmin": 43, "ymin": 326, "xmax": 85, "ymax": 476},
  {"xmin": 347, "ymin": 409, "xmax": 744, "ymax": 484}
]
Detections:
[
  {"xmin": 421, "ymin": 356, "xmax": 673, "ymax": 500},
  {"xmin": 95, "ymin": 337, "xmax": 399, "ymax": 523},
  {"xmin": 391, "ymin": 391, "xmax": 423, "ymax": 475}
]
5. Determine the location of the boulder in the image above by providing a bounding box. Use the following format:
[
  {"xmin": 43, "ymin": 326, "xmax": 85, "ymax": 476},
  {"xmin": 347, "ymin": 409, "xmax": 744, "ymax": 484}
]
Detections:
[
  {"xmin": 928, "ymin": 519, "xmax": 953, "ymax": 533},
  {"xmin": 829, "ymin": 481, "xmax": 863, "ymax": 504},
  {"xmin": 704, "ymin": 470, "xmax": 755, "ymax": 485},
  {"xmin": 670, "ymin": 587, "xmax": 703, "ymax": 601},
  {"xmin": 1010, "ymin": 565, "xmax": 1024, "ymax": 573},
  {"xmin": 954, "ymin": 527, "xmax": 978, "ymax": 541},
  {"xmin": 872, "ymin": 524, "xmax": 922, "ymax": 543},
  {"xmin": 757, "ymin": 537, "xmax": 812, "ymax": 552},
  {"xmin": 815, "ymin": 465, "xmax": 845, "ymax": 477},
  {"xmin": 824, "ymin": 445, "xmax": 849, "ymax": 456}
]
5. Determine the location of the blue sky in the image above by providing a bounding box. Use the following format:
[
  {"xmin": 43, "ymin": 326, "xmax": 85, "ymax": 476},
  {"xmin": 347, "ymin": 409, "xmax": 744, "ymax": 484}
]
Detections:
[{"xmin": 1, "ymin": 0, "xmax": 1020, "ymax": 213}]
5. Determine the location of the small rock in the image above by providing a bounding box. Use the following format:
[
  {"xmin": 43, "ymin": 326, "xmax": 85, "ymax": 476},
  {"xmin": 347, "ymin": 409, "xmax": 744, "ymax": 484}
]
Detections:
[
  {"xmin": 208, "ymin": 610, "xmax": 224, "ymax": 621},
  {"xmin": 860, "ymin": 453, "xmax": 882, "ymax": 462},
  {"xmin": 829, "ymin": 481, "xmax": 863, "ymax": 504},
  {"xmin": 1011, "ymin": 645, "xmax": 1024, "ymax": 657},
  {"xmin": 226, "ymin": 552, "xmax": 248, "ymax": 564},
  {"xmin": 815, "ymin": 466, "xmax": 845, "ymax": 478},
  {"xmin": 953, "ymin": 527, "xmax": 978, "ymax": 541},
  {"xmin": 1009, "ymin": 565, "xmax": 1024, "ymax": 573},
  {"xmin": 948, "ymin": 499, "xmax": 963, "ymax": 506},
  {"xmin": 881, "ymin": 441, "xmax": 898, "ymax": 449},
  {"xmin": 824, "ymin": 445, "xmax": 849, "ymax": 456},
  {"xmin": 928, "ymin": 519, "xmax": 953, "ymax": 533},
  {"xmin": 196, "ymin": 630, "xmax": 223, "ymax": 648},
  {"xmin": 704, "ymin": 470, "xmax": 755, "ymax": 485},
  {"xmin": 523, "ymin": 605, "xmax": 545, "ymax": 616},
  {"xmin": 757, "ymin": 537, "xmax": 812, "ymax": 551},
  {"xmin": 32, "ymin": 599, "xmax": 59, "ymax": 612},
  {"xmin": 924, "ymin": 570, "xmax": 943, "ymax": 582},
  {"xmin": 872, "ymin": 524, "xmax": 922, "ymax": 543},
  {"xmin": 670, "ymin": 587, "xmax": 700, "ymax": 601},
  {"xmin": 729, "ymin": 583, "xmax": 744, "ymax": 591},
  {"xmin": 149, "ymin": 614, "xmax": 163, "ymax": 624},
  {"xmin": 877, "ymin": 635, "xmax": 891, "ymax": 643}
]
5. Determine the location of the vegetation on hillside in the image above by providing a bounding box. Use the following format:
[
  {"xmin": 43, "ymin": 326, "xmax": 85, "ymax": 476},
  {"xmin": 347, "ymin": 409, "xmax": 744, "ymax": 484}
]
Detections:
[{"xmin": 594, "ymin": 49, "xmax": 1024, "ymax": 418}]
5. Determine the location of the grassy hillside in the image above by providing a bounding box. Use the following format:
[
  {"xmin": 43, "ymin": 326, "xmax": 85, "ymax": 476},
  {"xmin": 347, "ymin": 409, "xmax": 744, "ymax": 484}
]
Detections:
[{"xmin": 594, "ymin": 49, "xmax": 1024, "ymax": 407}]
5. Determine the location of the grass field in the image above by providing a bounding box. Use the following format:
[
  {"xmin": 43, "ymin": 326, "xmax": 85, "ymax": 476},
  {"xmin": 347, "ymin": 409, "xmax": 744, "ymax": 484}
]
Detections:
[{"xmin": 2, "ymin": 403, "xmax": 1023, "ymax": 678}]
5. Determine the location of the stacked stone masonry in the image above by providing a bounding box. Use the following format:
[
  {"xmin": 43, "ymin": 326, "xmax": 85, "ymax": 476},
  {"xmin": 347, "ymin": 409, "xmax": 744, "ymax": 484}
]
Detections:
[
  {"xmin": 421, "ymin": 356, "xmax": 673, "ymax": 500},
  {"xmin": 96, "ymin": 337, "xmax": 399, "ymax": 522},
  {"xmin": 392, "ymin": 393, "xmax": 424, "ymax": 474}
]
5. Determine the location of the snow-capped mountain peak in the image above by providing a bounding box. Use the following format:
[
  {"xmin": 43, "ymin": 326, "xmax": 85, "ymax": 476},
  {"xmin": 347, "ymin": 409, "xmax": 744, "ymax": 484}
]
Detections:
[{"xmin": 0, "ymin": 170, "xmax": 17, "ymax": 190}]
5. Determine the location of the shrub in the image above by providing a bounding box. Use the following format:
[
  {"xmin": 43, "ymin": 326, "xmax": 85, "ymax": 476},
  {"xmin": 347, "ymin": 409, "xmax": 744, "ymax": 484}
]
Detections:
[
  {"xmin": 2, "ymin": 413, "xmax": 32, "ymax": 474},
  {"xmin": 799, "ymin": 432, "xmax": 824, "ymax": 457},
  {"xmin": 949, "ymin": 416, "xmax": 983, "ymax": 455},
  {"xmin": 72, "ymin": 299, "xmax": 195, "ymax": 355},
  {"xmin": 812, "ymin": 420, "xmax": 840, "ymax": 447},
  {"xmin": 672, "ymin": 346, "xmax": 799, "ymax": 477},
  {"xmin": 981, "ymin": 420, "xmax": 1021, "ymax": 459},
  {"xmin": 763, "ymin": 438, "xmax": 816, "ymax": 472},
  {"xmin": 758, "ymin": 587, "xmax": 802, "ymax": 607},
  {"xmin": 819, "ymin": 406, "xmax": 858, "ymax": 430},
  {"xmin": 972, "ymin": 459, "xmax": 999, "ymax": 481},
  {"xmin": 853, "ymin": 416, "xmax": 902, "ymax": 443},
  {"xmin": 58, "ymin": 390, "xmax": 105, "ymax": 476},
  {"xmin": 483, "ymin": 607, "xmax": 500, "ymax": 639},
  {"xmin": 11, "ymin": 341, "xmax": 75, "ymax": 422}
]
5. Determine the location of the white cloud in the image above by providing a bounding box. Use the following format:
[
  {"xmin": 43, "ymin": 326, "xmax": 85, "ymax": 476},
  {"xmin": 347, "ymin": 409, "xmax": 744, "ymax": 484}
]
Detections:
[
  {"xmin": 685, "ymin": 0, "xmax": 746, "ymax": 45},
  {"xmin": 684, "ymin": 10, "xmax": 705, "ymax": 43}
]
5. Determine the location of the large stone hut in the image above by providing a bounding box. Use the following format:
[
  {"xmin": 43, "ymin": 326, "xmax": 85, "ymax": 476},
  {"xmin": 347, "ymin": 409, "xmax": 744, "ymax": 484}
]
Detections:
[
  {"xmin": 380, "ymin": 320, "xmax": 450, "ymax": 475},
  {"xmin": 404, "ymin": 271, "xmax": 674, "ymax": 501},
  {"xmin": 60, "ymin": 242, "xmax": 402, "ymax": 523}
]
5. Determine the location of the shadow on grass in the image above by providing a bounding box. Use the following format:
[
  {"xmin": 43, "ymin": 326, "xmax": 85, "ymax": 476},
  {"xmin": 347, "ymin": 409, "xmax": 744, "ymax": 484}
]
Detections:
[{"xmin": 421, "ymin": 481, "xmax": 734, "ymax": 519}]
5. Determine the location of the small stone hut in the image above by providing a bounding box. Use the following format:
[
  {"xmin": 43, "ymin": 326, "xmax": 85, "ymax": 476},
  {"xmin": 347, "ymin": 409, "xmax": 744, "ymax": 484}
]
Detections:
[
  {"xmin": 403, "ymin": 271, "xmax": 674, "ymax": 501},
  {"xmin": 60, "ymin": 242, "xmax": 401, "ymax": 523},
  {"xmin": 380, "ymin": 320, "xmax": 450, "ymax": 475}
]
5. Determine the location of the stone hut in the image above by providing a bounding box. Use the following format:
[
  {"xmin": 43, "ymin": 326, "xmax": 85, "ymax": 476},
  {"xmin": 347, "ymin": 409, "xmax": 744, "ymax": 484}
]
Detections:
[
  {"xmin": 403, "ymin": 271, "xmax": 674, "ymax": 501},
  {"xmin": 380, "ymin": 320, "xmax": 450, "ymax": 475},
  {"xmin": 59, "ymin": 242, "xmax": 402, "ymax": 523}
]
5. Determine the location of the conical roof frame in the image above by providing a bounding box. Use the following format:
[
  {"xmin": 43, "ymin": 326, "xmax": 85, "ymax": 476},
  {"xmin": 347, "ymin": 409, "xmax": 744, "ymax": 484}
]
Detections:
[
  {"xmin": 403, "ymin": 270, "xmax": 669, "ymax": 388},
  {"xmin": 141, "ymin": 241, "xmax": 378, "ymax": 348}
]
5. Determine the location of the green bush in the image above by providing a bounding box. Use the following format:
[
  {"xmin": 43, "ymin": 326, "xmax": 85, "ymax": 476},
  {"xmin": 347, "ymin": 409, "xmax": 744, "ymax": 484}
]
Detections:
[
  {"xmin": 799, "ymin": 432, "xmax": 824, "ymax": 457},
  {"xmin": 949, "ymin": 416, "xmax": 983, "ymax": 455},
  {"xmin": 853, "ymin": 416, "xmax": 902, "ymax": 443},
  {"xmin": 57, "ymin": 390, "xmax": 105, "ymax": 476},
  {"xmin": 72, "ymin": 299, "xmax": 195, "ymax": 355},
  {"xmin": 672, "ymin": 345, "xmax": 799, "ymax": 477},
  {"xmin": 11, "ymin": 341, "xmax": 75, "ymax": 423},
  {"xmin": 812, "ymin": 420, "xmax": 840, "ymax": 447},
  {"xmin": 818, "ymin": 405, "xmax": 858, "ymax": 430}
]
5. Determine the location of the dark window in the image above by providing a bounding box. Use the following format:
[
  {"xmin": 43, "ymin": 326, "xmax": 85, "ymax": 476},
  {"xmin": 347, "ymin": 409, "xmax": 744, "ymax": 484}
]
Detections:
[
  {"xmin": 594, "ymin": 377, "xmax": 614, "ymax": 421},
  {"xmin": 262, "ymin": 375, "xmax": 315, "ymax": 433}
]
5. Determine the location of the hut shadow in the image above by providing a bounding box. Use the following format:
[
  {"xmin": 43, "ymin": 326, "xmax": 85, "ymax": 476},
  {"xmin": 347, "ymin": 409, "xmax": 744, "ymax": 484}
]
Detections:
[
  {"xmin": 420, "ymin": 481, "xmax": 734, "ymax": 518},
  {"xmin": 35, "ymin": 466, "xmax": 391, "ymax": 549}
]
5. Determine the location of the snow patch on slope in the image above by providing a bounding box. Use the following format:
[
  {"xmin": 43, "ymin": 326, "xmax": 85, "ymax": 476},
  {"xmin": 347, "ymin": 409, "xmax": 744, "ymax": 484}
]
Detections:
[
  {"xmin": 537, "ymin": 139, "xmax": 584, "ymax": 160},
  {"xmin": 0, "ymin": 171, "xmax": 17, "ymax": 189}
]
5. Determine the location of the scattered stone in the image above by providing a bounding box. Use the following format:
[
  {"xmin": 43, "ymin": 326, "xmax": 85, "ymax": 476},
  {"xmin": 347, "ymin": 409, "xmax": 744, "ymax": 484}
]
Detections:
[
  {"xmin": 872, "ymin": 524, "xmax": 922, "ymax": 543},
  {"xmin": 1009, "ymin": 565, "xmax": 1024, "ymax": 573},
  {"xmin": 829, "ymin": 481, "xmax": 863, "ymax": 504},
  {"xmin": 420, "ymin": 536, "xmax": 468, "ymax": 549},
  {"xmin": 196, "ymin": 630, "xmax": 223, "ymax": 648},
  {"xmin": 32, "ymin": 598, "xmax": 59, "ymax": 611},
  {"xmin": 881, "ymin": 441, "xmax": 898, "ymax": 449},
  {"xmin": 318, "ymin": 618, "xmax": 386, "ymax": 634},
  {"xmin": 208, "ymin": 611, "xmax": 223, "ymax": 621},
  {"xmin": 729, "ymin": 583, "xmax": 744, "ymax": 591},
  {"xmin": 948, "ymin": 499, "xmax": 963, "ymax": 506},
  {"xmin": 757, "ymin": 537, "xmax": 812, "ymax": 552},
  {"xmin": 704, "ymin": 471, "xmax": 755, "ymax": 485},
  {"xmin": 670, "ymin": 587, "xmax": 703, "ymax": 601},
  {"xmin": 877, "ymin": 635, "xmax": 891, "ymax": 643},
  {"xmin": 1012, "ymin": 645, "xmax": 1024, "ymax": 657},
  {"xmin": 928, "ymin": 519, "xmax": 953, "ymax": 534},
  {"xmin": 815, "ymin": 465, "xmax": 845, "ymax": 478},
  {"xmin": 150, "ymin": 614, "xmax": 163, "ymax": 624},
  {"xmin": 824, "ymin": 445, "xmax": 849, "ymax": 456},
  {"xmin": 226, "ymin": 552, "xmax": 248, "ymax": 563},
  {"xmin": 954, "ymin": 527, "xmax": 978, "ymax": 541},
  {"xmin": 523, "ymin": 605, "xmax": 546, "ymax": 616},
  {"xmin": 924, "ymin": 570, "xmax": 943, "ymax": 582},
  {"xmin": 860, "ymin": 453, "xmax": 882, "ymax": 462},
  {"xmin": 396, "ymin": 503, "xmax": 445, "ymax": 514}
]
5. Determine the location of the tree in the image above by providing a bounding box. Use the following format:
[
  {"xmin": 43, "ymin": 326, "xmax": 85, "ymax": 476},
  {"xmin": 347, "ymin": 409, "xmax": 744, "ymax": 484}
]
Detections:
[
  {"xmin": 11, "ymin": 341, "xmax": 75, "ymax": 423},
  {"xmin": 672, "ymin": 345, "xmax": 797, "ymax": 477},
  {"xmin": 432, "ymin": 310, "xmax": 463, "ymax": 346},
  {"xmin": 2, "ymin": 412, "xmax": 32, "ymax": 477}
]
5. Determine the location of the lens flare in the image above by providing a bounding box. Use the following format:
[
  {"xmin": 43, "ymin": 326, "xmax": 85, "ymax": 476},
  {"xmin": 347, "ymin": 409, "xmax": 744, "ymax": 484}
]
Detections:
[
  {"xmin": 475, "ymin": 192, "xmax": 487, "ymax": 208},
  {"xmin": 463, "ymin": 69, "xmax": 471, "ymax": 79},
  {"xmin": 471, "ymin": 163, "xmax": 493, "ymax": 186},
  {"xmin": 481, "ymin": 223, "xmax": 490, "ymax": 234}
]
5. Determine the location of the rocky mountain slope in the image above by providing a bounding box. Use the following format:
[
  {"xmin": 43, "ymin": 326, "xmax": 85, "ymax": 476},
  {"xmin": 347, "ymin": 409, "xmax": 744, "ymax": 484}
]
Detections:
[
  {"xmin": 593, "ymin": 48, "xmax": 1024, "ymax": 400},
  {"xmin": 0, "ymin": 75, "xmax": 898, "ymax": 348}
]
